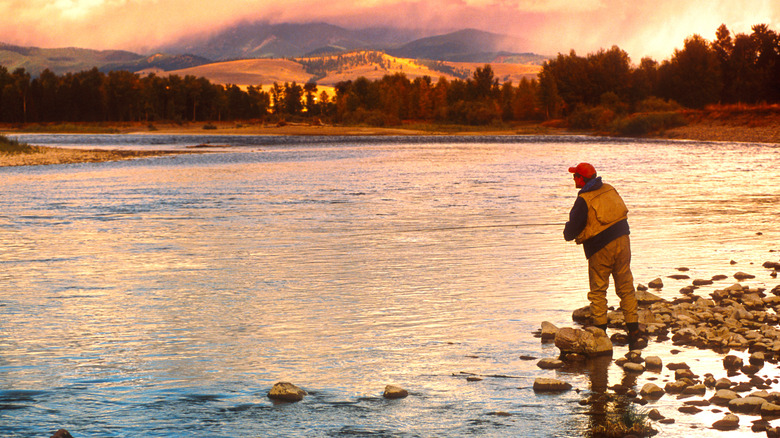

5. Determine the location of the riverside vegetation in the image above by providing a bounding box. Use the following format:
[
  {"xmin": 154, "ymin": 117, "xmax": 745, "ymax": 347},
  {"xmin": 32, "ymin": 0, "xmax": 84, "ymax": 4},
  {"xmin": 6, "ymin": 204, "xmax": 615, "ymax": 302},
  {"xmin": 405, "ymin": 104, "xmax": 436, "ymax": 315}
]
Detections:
[{"xmin": 1, "ymin": 22, "xmax": 779, "ymax": 139}]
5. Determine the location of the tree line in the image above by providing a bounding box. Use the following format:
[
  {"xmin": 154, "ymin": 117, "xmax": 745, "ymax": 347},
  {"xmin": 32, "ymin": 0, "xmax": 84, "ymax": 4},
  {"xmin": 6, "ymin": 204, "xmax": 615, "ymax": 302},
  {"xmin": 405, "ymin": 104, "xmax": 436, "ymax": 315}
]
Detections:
[{"xmin": 0, "ymin": 23, "xmax": 777, "ymax": 127}]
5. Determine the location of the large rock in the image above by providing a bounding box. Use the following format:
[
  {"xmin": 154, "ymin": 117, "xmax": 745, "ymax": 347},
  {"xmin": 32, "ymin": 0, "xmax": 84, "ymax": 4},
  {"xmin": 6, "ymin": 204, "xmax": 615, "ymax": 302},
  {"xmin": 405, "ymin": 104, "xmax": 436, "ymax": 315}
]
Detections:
[
  {"xmin": 554, "ymin": 327, "xmax": 613, "ymax": 357},
  {"xmin": 268, "ymin": 382, "xmax": 307, "ymax": 402},
  {"xmin": 533, "ymin": 378, "xmax": 572, "ymax": 392}
]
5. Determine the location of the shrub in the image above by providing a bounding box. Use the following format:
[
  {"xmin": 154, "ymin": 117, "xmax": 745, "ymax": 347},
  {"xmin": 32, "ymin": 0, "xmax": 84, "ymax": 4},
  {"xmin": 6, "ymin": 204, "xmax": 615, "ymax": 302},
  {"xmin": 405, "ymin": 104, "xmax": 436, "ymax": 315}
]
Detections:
[
  {"xmin": 610, "ymin": 111, "xmax": 687, "ymax": 136},
  {"xmin": 636, "ymin": 97, "xmax": 681, "ymax": 113},
  {"xmin": 568, "ymin": 106, "xmax": 617, "ymax": 130},
  {"xmin": 0, "ymin": 135, "xmax": 34, "ymax": 154}
]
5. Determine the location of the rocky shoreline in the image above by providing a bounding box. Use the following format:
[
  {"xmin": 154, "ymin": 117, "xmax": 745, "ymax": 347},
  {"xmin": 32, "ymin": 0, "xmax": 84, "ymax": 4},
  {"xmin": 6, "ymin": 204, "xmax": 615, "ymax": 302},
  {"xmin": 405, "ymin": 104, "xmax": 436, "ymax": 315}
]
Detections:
[{"xmin": 533, "ymin": 258, "xmax": 780, "ymax": 435}]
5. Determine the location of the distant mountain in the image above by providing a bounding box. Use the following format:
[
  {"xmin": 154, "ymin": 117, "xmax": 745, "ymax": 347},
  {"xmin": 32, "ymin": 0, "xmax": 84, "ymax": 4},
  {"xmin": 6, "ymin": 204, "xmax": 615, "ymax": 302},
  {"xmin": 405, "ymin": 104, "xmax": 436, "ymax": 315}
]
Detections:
[
  {"xmin": 161, "ymin": 22, "xmax": 547, "ymax": 64},
  {"xmin": 0, "ymin": 43, "xmax": 211, "ymax": 76},
  {"xmin": 161, "ymin": 21, "xmax": 425, "ymax": 61},
  {"xmin": 0, "ymin": 43, "xmax": 142, "ymax": 75},
  {"xmin": 107, "ymin": 53, "xmax": 212, "ymax": 73},
  {"xmin": 387, "ymin": 28, "xmax": 545, "ymax": 64}
]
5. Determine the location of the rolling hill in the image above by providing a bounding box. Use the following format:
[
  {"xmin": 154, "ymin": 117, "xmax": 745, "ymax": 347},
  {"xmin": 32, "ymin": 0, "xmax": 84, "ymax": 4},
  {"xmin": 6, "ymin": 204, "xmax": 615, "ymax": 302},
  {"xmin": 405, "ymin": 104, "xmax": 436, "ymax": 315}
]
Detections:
[
  {"xmin": 0, "ymin": 43, "xmax": 210, "ymax": 76},
  {"xmin": 160, "ymin": 51, "xmax": 541, "ymax": 89}
]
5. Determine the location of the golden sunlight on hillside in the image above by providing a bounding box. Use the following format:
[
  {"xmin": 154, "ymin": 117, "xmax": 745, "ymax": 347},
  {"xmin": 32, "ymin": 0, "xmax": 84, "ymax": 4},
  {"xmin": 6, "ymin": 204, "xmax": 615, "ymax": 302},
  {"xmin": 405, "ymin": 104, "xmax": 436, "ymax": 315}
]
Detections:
[
  {"xmin": 162, "ymin": 52, "xmax": 542, "ymax": 92},
  {"xmin": 165, "ymin": 59, "xmax": 313, "ymax": 88},
  {"xmin": 307, "ymin": 53, "xmax": 459, "ymax": 84}
]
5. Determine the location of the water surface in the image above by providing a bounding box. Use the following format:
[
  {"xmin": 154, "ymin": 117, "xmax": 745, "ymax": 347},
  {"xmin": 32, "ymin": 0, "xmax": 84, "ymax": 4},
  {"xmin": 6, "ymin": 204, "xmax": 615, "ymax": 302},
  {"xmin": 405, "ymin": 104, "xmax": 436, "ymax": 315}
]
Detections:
[{"xmin": 1, "ymin": 135, "xmax": 778, "ymax": 436}]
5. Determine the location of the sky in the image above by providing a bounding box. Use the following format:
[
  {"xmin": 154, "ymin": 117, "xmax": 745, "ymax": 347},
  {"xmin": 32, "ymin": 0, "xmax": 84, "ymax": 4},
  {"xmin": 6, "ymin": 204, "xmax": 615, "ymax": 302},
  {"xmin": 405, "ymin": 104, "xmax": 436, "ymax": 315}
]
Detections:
[{"xmin": 1, "ymin": 0, "xmax": 779, "ymax": 62}]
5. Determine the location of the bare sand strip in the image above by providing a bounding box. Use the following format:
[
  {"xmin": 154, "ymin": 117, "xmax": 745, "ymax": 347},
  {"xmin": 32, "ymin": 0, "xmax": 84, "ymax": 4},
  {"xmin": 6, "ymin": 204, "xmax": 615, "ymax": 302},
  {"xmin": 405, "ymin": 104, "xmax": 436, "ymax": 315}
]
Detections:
[{"xmin": 0, "ymin": 146, "xmax": 185, "ymax": 167}]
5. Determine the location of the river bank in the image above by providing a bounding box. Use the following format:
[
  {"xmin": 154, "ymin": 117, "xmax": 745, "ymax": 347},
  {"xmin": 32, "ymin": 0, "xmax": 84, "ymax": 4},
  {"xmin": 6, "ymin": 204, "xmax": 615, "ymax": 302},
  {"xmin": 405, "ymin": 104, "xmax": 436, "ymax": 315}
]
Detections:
[{"xmin": 1, "ymin": 108, "xmax": 777, "ymax": 167}]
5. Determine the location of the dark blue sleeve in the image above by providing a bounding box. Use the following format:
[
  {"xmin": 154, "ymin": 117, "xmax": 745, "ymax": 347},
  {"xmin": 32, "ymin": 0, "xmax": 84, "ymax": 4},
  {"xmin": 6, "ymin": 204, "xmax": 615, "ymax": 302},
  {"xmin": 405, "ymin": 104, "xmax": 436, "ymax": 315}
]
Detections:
[{"xmin": 563, "ymin": 196, "xmax": 587, "ymax": 241}]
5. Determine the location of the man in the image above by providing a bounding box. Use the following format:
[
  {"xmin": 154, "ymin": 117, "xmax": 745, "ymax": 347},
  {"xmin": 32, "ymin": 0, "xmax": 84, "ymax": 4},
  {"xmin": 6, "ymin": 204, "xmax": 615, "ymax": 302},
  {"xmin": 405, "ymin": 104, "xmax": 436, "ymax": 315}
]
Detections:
[{"xmin": 563, "ymin": 163, "xmax": 644, "ymax": 350}]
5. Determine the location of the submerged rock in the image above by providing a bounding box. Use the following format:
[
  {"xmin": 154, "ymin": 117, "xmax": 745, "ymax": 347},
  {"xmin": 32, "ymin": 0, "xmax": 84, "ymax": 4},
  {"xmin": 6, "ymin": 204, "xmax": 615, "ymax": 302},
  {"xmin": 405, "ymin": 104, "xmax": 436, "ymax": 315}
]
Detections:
[
  {"xmin": 383, "ymin": 385, "xmax": 409, "ymax": 399},
  {"xmin": 533, "ymin": 378, "xmax": 572, "ymax": 392},
  {"xmin": 268, "ymin": 382, "xmax": 307, "ymax": 402},
  {"xmin": 537, "ymin": 358, "xmax": 564, "ymax": 369}
]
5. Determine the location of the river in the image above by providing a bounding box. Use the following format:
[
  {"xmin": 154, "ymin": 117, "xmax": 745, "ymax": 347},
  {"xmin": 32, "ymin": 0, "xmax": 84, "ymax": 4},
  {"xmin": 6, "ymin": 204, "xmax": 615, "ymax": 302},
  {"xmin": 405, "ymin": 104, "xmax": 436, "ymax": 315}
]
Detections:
[{"xmin": 1, "ymin": 134, "xmax": 778, "ymax": 437}]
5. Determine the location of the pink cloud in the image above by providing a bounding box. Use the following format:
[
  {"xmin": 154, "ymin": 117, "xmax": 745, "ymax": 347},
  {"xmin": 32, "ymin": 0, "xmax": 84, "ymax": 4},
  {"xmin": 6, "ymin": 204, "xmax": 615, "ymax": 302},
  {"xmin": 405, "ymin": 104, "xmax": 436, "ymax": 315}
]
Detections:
[{"xmin": 0, "ymin": 0, "xmax": 778, "ymax": 62}]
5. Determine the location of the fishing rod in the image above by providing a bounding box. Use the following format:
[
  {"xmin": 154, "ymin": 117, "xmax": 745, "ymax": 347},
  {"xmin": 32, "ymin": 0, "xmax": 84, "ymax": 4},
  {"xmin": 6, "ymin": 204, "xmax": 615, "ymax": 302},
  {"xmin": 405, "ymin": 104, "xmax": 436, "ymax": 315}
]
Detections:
[{"xmin": 353, "ymin": 222, "xmax": 565, "ymax": 237}]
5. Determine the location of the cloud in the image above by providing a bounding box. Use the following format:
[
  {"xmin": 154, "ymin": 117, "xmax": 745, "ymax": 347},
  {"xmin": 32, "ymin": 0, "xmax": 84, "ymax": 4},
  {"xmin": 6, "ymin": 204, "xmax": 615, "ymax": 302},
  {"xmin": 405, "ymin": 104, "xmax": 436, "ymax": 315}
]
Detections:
[{"xmin": 0, "ymin": 0, "xmax": 778, "ymax": 62}]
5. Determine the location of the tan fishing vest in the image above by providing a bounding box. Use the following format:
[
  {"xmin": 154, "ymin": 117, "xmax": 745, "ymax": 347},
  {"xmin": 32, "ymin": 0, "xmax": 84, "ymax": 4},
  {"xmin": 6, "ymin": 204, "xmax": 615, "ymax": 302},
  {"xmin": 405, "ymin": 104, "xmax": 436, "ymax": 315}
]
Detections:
[{"xmin": 575, "ymin": 183, "xmax": 629, "ymax": 244}]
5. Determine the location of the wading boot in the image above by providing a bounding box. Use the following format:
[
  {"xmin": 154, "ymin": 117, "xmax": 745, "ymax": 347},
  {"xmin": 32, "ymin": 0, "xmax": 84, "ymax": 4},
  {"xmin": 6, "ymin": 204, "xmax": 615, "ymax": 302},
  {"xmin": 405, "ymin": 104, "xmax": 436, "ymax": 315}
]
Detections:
[
  {"xmin": 627, "ymin": 322, "xmax": 646, "ymax": 350},
  {"xmin": 628, "ymin": 330, "xmax": 647, "ymax": 351}
]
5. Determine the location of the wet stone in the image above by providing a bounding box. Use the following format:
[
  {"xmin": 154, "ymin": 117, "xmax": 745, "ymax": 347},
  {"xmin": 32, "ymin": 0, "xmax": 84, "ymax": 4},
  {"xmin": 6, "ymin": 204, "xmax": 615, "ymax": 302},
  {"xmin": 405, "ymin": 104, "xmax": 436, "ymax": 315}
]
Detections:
[
  {"xmin": 268, "ymin": 382, "xmax": 307, "ymax": 402},
  {"xmin": 678, "ymin": 405, "xmax": 702, "ymax": 414},
  {"xmin": 648, "ymin": 278, "xmax": 664, "ymax": 289},
  {"xmin": 533, "ymin": 378, "xmax": 572, "ymax": 393},
  {"xmin": 640, "ymin": 383, "xmax": 665, "ymax": 399},
  {"xmin": 537, "ymin": 358, "xmax": 564, "ymax": 369},
  {"xmin": 712, "ymin": 414, "xmax": 740, "ymax": 431},
  {"xmin": 735, "ymin": 271, "xmax": 756, "ymax": 280},
  {"xmin": 540, "ymin": 321, "xmax": 559, "ymax": 341},
  {"xmin": 622, "ymin": 362, "xmax": 644, "ymax": 373},
  {"xmin": 728, "ymin": 396, "xmax": 766, "ymax": 414},
  {"xmin": 761, "ymin": 402, "xmax": 780, "ymax": 419},
  {"xmin": 645, "ymin": 356, "xmax": 663, "ymax": 370}
]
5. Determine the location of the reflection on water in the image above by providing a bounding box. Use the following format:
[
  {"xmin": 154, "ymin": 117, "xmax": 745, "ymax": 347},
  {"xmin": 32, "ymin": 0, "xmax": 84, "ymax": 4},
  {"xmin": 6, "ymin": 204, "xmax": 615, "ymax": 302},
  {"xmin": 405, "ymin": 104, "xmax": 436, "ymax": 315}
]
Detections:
[{"xmin": 1, "ymin": 136, "xmax": 778, "ymax": 436}]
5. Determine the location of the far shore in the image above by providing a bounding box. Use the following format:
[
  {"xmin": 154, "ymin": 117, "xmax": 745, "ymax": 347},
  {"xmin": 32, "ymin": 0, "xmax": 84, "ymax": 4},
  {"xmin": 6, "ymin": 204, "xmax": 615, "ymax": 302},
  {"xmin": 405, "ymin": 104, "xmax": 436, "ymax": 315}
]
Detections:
[{"xmin": 2, "ymin": 114, "xmax": 777, "ymax": 167}]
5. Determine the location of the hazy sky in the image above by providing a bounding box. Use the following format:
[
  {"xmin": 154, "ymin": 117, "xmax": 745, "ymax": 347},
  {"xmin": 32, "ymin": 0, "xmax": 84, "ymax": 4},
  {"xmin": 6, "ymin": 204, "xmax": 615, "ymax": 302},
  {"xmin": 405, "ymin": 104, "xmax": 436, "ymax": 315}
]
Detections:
[{"xmin": 2, "ymin": 0, "xmax": 779, "ymax": 62}]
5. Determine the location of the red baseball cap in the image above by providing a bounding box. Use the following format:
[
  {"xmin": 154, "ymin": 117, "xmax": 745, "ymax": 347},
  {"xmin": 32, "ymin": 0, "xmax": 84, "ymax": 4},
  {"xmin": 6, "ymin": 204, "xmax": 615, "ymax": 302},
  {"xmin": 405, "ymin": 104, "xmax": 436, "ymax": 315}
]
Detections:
[{"xmin": 568, "ymin": 162, "xmax": 597, "ymax": 179}]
